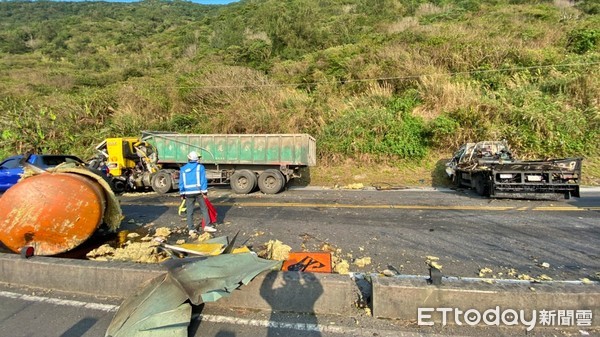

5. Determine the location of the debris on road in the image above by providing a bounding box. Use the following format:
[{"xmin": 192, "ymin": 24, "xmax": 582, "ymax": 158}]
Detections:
[
  {"xmin": 353, "ymin": 257, "xmax": 372, "ymax": 268},
  {"xmin": 320, "ymin": 242, "xmax": 350, "ymax": 274},
  {"xmin": 382, "ymin": 269, "xmax": 397, "ymax": 277},
  {"xmin": 105, "ymin": 253, "xmax": 281, "ymax": 337},
  {"xmin": 341, "ymin": 183, "xmax": 364, "ymax": 190},
  {"xmin": 518, "ymin": 274, "xmax": 534, "ymax": 281},
  {"xmin": 87, "ymin": 241, "xmax": 167, "ymax": 263},
  {"xmin": 425, "ymin": 256, "xmax": 442, "ymax": 270},
  {"xmin": 334, "ymin": 259, "xmax": 350, "ymax": 274},
  {"xmin": 154, "ymin": 227, "xmax": 172, "ymax": 238},
  {"xmin": 251, "ymin": 230, "xmax": 265, "ymax": 237},
  {"xmin": 478, "ymin": 267, "xmax": 493, "ymax": 277},
  {"xmin": 258, "ymin": 240, "xmax": 291, "ymax": 261},
  {"xmin": 282, "ymin": 252, "xmax": 332, "ymax": 272}
]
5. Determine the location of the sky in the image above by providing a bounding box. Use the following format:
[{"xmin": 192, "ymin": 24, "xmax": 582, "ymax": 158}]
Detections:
[
  {"xmin": 189, "ymin": 0, "xmax": 238, "ymax": 3},
  {"xmin": 54, "ymin": 0, "xmax": 240, "ymax": 3}
]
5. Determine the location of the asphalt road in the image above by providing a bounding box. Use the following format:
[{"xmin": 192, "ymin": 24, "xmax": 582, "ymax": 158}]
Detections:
[
  {"xmin": 116, "ymin": 186, "xmax": 600, "ymax": 282},
  {"xmin": 1, "ymin": 187, "xmax": 598, "ymax": 337}
]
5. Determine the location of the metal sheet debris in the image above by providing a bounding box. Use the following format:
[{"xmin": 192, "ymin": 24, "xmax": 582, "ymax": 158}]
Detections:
[{"xmin": 105, "ymin": 252, "xmax": 281, "ymax": 337}]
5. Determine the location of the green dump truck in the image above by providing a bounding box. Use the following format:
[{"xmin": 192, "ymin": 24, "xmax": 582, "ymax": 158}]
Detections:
[{"xmin": 91, "ymin": 132, "xmax": 316, "ymax": 194}]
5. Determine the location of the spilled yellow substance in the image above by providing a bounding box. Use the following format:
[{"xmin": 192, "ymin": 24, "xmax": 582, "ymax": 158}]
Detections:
[{"xmin": 259, "ymin": 240, "xmax": 291, "ymax": 261}]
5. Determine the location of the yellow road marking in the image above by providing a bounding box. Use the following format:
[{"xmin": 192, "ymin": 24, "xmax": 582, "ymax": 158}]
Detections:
[
  {"xmin": 532, "ymin": 206, "xmax": 582, "ymax": 211},
  {"xmin": 163, "ymin": 201, "xmax": 594, "ymax": 211},
  {"xmin": 212, "ymin": 202, "xmax": 515, "ymax": 211}
]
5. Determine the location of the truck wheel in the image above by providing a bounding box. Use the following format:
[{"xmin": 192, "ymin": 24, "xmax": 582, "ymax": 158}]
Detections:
[
  {"xmin": 112, "ymin": 179, "xmax": 126, "ymax": 194},
  {"xmin": 473, "ymin": 175, "xmax": 488, "ymax": 196},
  {"xmin": 230, "ymin": 170, "xmax": 257, "ymax": 194},
  {"xmin": 258, "ymin": 169, "xmax": 285, "ymax": 194},
  {"xmin": 152, "ymin": 171, "xmax": 172, "ymax": 194},
  {"xmin": 452, "ymin": 172, "xmax": 462, "ymax": 187}
]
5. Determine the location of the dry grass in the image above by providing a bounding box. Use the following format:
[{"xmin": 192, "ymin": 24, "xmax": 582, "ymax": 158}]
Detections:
[
  {"xmin": 306, "ymin": 152, "xmax": 454, "ymax": 188},
  {"xmin": 171, "ymin": 65, "xmax": 325, "ymax": 134},
  {"xmin": 415, "ymin": 3, "xmax": 452, "ymax": 16},
  {"xmin": 385, "ymin": 17, "xmax": 419, "ymax": 34},
  {"xmin": 414, "ymin": 75, "xmax": 482, "ymax": 121},
  {"xmin": 244, "ymin": 28, "xmax": 270, "ymax": 43},
  {"xmin": 582, "ymin": 156, "xmax": 600, "ymax": 186}
]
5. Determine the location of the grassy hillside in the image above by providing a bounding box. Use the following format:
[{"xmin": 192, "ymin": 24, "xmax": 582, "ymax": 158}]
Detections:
[{"xmin": 0, "ymin": 0, "xmax": 598, "ymax": 185}]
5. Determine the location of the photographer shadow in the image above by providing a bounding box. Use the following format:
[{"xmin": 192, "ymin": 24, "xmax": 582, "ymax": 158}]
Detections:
[{"xmin": 260, "ymin": 271, "xmax": 323, "ymax": 337}]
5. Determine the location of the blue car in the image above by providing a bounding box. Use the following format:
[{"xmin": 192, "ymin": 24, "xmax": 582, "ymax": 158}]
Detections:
[{"xmin": 0, "ymin": 154, "xmax": 88, "ymax": 193}]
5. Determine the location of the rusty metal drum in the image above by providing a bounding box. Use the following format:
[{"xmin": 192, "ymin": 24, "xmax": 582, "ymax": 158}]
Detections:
[{"xmin": 0, "ymin": 172, "xmax": 106, "ymax": 255}]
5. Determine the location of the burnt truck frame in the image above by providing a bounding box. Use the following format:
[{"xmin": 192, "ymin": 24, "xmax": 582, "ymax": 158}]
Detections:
[{"xmin": 445, "ymin": 141, "xmax": 582, "ymax": 199}]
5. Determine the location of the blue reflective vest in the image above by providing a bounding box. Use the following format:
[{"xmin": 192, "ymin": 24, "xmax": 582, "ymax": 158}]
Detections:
[{"xmin": 178, "ymin": 162, "xmax": 208, "ymax": 195}]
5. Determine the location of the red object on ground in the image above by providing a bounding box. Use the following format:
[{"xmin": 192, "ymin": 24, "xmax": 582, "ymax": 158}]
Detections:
[
  {"xmin": 200, "ymin": 198, "xmax": 218, "ymax": 227},
  {"xmin": 282, "ymin": 252, "xmax": 333, "ymax": 273},
  {"xmin": 206, "ymin": 199, "xmax": 217, "ymax": 223},
  {"xmin": 0, "ymin": 173, "xmax": 106, "ymax": 256}
]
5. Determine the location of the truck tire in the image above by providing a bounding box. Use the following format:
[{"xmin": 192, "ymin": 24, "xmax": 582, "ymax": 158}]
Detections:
[
  {"xmin": 152, "ymin": 171, "xmax": 172, "ymax": 194},
  {"xmin": 111, "ymin": 178, "xmax": 127, "ymax": 195},
  {"xmin": 473, "ymin": 174, "xmax": 489, "ymax": 197},
  {"xmin": 452, "ymin": 172, "xmax": 462, "ymax": 188},
  {"xmin": 258, "ymin": 169, "xmax": 285, "ymax": 194},
  {"xmin": 230, "ymin": 170, "xmax": 257, "ymax": 194}
]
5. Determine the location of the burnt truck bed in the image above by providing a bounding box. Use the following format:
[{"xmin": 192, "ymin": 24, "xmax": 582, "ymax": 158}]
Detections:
[
  {"xmin": 446, "ymin": 141, "xmax": 583, "ymax": 199},
  {"xmin": 482, "ymin": 157, "xmax": 582, "ymax": 199}
]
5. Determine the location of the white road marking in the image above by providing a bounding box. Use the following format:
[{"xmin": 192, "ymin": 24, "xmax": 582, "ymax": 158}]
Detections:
[
  {"xmin": 196, "ymin": 314, "xmax": 435, "ymax": 336},
  {"xmin": 198, "ymin": 314, "xmax": 344, "ymax": 333},
  {"xmin": 0, "ymin": 291, "xmax": 118, "ymax": 312},
  {"xmin": 0, "ymin": 290, "xmax": 422, "ymax": 336}
]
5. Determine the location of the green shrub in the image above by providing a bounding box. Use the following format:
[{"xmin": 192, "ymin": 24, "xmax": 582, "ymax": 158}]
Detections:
[
  {"xmin": 428, "ymin": 115, "xmax": 460, "ymax": 148},
  {"xmin": 576, "ymin": 0, "xmax": 600, "ymax": 15},
  {"xmin": 567, "ymin": 29, "xmax": 600, "ymax": 54},
  {"xmin": 122, "ymin": 67, "xmax": 144, "ymax": 80},
  {"xmin": 320, "ymin": 94, "xmax": 427, "ymax": 160},
  {"xmin": 497, "ymin": 91, "xmax": 596, "ymax": 157},
  {"xmin": 168, "ymin": 113, "xmax": 198, "ymax": 131}
]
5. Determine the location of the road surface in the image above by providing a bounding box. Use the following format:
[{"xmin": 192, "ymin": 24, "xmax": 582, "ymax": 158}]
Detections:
[
  {"xmin": 0, "ymin": 187, "xmax": 598, "ymax": 337},
  {"xmin": 116, "ymin": 187, "xmax": 600, "ymax": 281}
]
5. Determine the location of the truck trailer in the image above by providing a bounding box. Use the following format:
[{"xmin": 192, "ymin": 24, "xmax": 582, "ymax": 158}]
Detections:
[
  {"xmin": 445, "ymin": 141, "xmax": 582, "ymax": 199},
  {"xmin": 90, "ymin": 132, "xmax": 316, "ymax": 194}
]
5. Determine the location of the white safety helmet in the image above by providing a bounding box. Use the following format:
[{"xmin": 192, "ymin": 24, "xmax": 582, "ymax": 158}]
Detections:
[{"xmin": 187, "ymin": 151, "xmax": 199, "ymax": 161}]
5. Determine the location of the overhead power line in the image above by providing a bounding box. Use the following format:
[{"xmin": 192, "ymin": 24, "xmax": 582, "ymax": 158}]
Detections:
[{"xmin": 148, "ymin": 61, "xmax": 600, "ymax": 90}]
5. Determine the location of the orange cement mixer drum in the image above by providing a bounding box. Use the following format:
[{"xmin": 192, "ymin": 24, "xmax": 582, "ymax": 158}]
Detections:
[{"xmin": 0, "ymin": 172, "xmax": 106, "ymax": 256}]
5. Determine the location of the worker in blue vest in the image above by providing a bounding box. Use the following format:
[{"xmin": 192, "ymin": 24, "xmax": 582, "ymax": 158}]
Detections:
[{"xmin": 179, "ymin": 151, "xmax": 216, "ymax": 234}]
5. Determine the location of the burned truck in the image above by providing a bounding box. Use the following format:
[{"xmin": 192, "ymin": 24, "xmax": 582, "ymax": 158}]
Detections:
[{"xmin": 445, "ymin": 141, "xmax": 582, "ymax": 199}]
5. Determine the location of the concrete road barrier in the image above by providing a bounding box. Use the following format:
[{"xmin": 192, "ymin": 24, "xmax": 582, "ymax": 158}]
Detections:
[
  {"xmin": 1, "ymin": 253, "xmax": 597, "ymax": 328},
  {"xmin": 372, "ymin": 275, "xmax": 599, "ymax": 327},
  {"xmin": 0, "ymin": 253, "xmax": 360, "ymax": 315},
  {"xmin": 0, "ymin": 253, "xmax": 164, "ymax": 298},
  {"xmin": 213, "ymin": 271, "xmax": 359, "ymax": 315}
]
